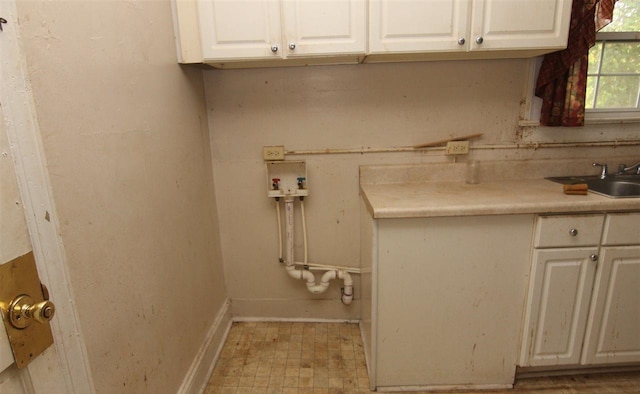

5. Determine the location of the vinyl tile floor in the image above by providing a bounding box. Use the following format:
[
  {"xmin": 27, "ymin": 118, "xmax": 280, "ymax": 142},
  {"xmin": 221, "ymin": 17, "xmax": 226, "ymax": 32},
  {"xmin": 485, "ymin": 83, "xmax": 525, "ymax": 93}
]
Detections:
[{"xmin": 204, "ymin": 321, "xmax": 640, "ymax": 394}]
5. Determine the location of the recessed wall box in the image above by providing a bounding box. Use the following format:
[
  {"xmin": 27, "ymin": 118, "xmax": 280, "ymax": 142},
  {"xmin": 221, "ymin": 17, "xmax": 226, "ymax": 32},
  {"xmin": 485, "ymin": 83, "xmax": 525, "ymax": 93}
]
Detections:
[{"xmin": 266, "ymin": 161, "xmax": 308, "ymax": 198}]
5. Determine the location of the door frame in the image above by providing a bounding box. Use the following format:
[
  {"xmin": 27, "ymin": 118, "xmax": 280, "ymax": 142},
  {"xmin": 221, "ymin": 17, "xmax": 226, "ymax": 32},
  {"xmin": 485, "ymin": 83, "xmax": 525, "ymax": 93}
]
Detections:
[{"xmin": 0, "ymin": 0, "xmax": 94, "ymax": 392}]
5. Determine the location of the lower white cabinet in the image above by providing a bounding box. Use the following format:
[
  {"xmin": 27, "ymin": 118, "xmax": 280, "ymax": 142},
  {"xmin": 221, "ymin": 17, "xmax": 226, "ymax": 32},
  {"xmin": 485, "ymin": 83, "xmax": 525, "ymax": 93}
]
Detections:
[
  {"xmin": 521, "ymin": 248, "xmax": 598, "ymax": 366},
  {"xmin": 582, "ymin": 245, "xmax": 640, "ymax": 364},
  {"xmin": 521, "ymin": 212, "xmax": 640, "ymax": 367},
  {"xmin": 364, "ymin": 214, "xmax": 534, "ymax": 389}
]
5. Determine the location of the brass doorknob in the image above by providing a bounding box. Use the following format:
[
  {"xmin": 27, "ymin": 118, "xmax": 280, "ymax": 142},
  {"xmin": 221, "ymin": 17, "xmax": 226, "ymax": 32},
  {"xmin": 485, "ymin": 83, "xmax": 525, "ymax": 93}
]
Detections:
[{"xmin": 9, "ymin": 294, "xmax": 55, "ymax": 329}]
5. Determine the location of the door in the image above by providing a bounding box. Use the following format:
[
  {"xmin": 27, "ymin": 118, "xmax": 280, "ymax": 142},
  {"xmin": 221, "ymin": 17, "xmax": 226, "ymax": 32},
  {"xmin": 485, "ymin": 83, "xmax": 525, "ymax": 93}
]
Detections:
[
  {"xmin": 520, "ymin": 248, "xmax": 598, "ymax": 366},
  {"xmin": 0, "ymin": 1, "xmax": 93, "ymax": 392},
  {"xmin": 369, "ymin": 0, "xmax": 470, "ymax": 54},
  {"xmin": 197, "ymin": 0, "xmax": 282, "ymax": 61},
  {"xmin": 470, "ymin": 0, "xmax": 571, "ymax": 51},
  {"xmin": 0, "ymin": 91, "xmax": 64, "ymax": 394},
  {"xmin": 582, "ymin": 246, "xmax": 640, "ymax": 365},
  {"xmin": 0, "ymin": 110, "xmax": 35, "ymax": 394},
  {"xmin": 282, "ymin": 0, "xmax": 366, "ymax": 57}
]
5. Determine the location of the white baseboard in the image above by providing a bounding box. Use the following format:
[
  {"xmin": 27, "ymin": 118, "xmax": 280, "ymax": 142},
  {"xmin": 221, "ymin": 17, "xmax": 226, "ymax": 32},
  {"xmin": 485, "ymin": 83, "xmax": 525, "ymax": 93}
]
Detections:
[{"xmin": 178, "ymin": 299, "xmax": 232, "ymax": 394}]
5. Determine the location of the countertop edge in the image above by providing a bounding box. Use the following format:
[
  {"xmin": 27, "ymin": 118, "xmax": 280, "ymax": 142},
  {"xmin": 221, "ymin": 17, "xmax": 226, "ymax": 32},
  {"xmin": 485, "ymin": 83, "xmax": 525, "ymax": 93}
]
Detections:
[{"xmin": 360, "ymin": 179, "xmax": 640, "ymax": 219}]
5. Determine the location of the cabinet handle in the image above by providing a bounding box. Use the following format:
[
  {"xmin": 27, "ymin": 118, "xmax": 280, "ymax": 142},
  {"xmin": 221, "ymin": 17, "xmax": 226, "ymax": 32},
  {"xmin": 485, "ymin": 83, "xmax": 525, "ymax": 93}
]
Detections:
[
  {"xmin": 569, "ymin": 228, "xmax": 578, "ymax": 236},
  {"xmin": 457, "ymin": 38, "xmax": 465, "ymax": 45},
  {"xmin": 288, "ymin": 42, "xmax": 296, "ymax": 50},
  {"xmin": 590, "ymin": 254, "xmax": 598, "ymax": 262},
  {"xmin": 475, "ymin": 36, "xmax": 484, "ymax": 44},
  {"xmin": 271, "ymin": 44, "xmax": 279, "ymax": 53}
]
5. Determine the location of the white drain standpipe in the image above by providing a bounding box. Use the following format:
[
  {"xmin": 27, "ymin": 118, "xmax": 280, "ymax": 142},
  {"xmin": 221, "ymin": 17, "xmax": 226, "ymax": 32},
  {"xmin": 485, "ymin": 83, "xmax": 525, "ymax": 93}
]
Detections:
[{"xmin": 278, "ymin": 196, "xmax": 354, "ymax": 304}]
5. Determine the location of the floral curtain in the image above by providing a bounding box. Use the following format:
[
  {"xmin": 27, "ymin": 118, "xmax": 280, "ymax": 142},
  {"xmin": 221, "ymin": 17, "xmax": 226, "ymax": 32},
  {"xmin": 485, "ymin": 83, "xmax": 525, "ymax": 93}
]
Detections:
[{"xmin": 535, "ymin": 0, "xmax": 617, "ymax": 127}]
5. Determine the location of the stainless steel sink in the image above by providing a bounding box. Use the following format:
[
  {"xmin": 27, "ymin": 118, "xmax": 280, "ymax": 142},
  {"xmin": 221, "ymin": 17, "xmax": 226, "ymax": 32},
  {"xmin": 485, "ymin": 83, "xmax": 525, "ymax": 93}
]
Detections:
[{"xmin": 546, "ymin": 175, "xmax": 640, "ymax": 198}]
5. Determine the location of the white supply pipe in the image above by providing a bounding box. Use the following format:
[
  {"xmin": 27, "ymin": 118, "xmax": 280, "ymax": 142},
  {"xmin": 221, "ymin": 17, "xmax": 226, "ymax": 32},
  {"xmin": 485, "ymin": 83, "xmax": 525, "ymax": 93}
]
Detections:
[
  {"xmin": 293, "ymin": 262, "xmax": 361, "ymax": 274},
  {"xmin": 279, "ymin": 197, "xmax": 355, "ymax": 304}
]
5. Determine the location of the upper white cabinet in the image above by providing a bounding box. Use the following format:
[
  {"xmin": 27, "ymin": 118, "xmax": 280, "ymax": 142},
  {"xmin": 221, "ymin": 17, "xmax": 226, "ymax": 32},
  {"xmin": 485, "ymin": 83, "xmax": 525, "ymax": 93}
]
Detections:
[
  {"xmin": 172, "ymin": 0, "xmax": 571, "ymax": 65},
  {"xmin": 196, "ymin": 0, "xmax": 366, "ymax": 62},
  {"xmin": 369, "ymin": 0, "xmax": 571, "ymax": 55},
  {"xmin": 196, "ymin": 0, "xmax": 281, "ymax": 61}
]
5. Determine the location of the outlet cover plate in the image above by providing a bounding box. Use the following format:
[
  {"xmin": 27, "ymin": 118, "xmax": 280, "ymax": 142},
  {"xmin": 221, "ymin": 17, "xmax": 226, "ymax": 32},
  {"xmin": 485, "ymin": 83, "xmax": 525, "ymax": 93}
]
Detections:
[
  {"xmin": 263, "ymin": 146, "xmax": 285, "ymax": 161},
  {"xmin": 445, "ymin": 140, "xmax": 470, "ymax": 155}
]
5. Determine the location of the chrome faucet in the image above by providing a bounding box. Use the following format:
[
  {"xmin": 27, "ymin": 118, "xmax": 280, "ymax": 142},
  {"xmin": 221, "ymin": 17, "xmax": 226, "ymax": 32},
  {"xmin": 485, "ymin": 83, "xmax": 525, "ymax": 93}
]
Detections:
[
  {"xmin": 618, "ymin": 161, "xmax": 640, "ymax": 175},
  {"xmin": 593, "ymin": 162, "xmax": 608, "ymax": 179}
]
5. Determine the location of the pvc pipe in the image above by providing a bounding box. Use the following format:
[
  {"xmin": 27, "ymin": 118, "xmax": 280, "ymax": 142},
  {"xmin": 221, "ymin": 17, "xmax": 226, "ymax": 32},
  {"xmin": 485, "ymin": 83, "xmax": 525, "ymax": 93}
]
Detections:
[
  {"xmin": 276, "ymin": 200, "xmax": 283, "ymax": 262},
  {"xmin": 278, "ymin": 197, "xmax": 357, "ymax": 302},
  {"xmin": 338, "ymin": 270, "xmax": 353, "ymax": 305},
  {"xmin": 300, "ymin": 200, "xmax": 308, "ymax": 264},
  {"xmin": 305, "ymin": 270, "xmax": 336, "ymax": 294},
  {"xmin": 284, "ymin": 197, "xmax": 295, "ymax": 268}
]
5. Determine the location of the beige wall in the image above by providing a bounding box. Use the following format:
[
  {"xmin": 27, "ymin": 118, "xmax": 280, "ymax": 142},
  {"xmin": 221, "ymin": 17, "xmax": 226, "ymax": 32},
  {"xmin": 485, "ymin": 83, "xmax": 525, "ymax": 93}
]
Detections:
[
  {"xmin": 16, "ymin": 1, "xmax": 226, "ymax": 393},
  {"xmin": 204, "ymin": 59, "xmax": 639, "ymax": 319}
]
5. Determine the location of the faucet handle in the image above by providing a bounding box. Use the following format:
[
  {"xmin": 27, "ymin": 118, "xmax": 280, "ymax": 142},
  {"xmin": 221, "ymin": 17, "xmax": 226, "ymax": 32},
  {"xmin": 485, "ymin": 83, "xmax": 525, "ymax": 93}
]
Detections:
[
  {"xmin": 618, "ymin": 161, "xmax": 640, "ymax": 175},
  {"xmin": 619, "ymin": 164, "xmax": 627, "ymax": 174},
  {"xmin": 593, "ymin": 162, "xmax": 608, "ymax": 179}
]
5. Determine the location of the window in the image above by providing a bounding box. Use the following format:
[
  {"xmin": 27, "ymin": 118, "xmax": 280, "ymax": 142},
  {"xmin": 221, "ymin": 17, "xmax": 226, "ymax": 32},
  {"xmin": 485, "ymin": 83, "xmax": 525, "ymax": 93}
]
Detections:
[{"xmin": 586, "ymin": 0, "xmax": 640, "ymax": 121}]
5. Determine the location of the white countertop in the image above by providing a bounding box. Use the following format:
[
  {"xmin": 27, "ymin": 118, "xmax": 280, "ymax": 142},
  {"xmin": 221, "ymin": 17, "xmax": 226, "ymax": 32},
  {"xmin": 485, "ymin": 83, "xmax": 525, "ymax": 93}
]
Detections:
[
  {"xmin": 360, "ymin": 162, "xmax": 640, "ymax": 219},
  {"xmin": 361, "ymin": 179, "xmax": 640, "ymax": 218}
]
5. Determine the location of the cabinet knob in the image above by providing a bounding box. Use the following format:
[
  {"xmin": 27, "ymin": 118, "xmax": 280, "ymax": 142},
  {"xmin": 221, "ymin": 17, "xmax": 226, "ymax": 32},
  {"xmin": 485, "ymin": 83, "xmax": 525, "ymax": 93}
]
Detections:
[
  {"xmin": 270, "ymin": 44, "xmax": 279, "ymax": 53},
  {"xmin": 590, "ymin": 254, "xmax": 598, "ymax": 262},
  {"xmin": 475, "ymin": 36, "xmax": 484, "ymax": 44},
  {"xmin": 569, "ymin": 228, "xmax": 578, "ymax": 236},
  {"xmin": 457, "ymin": 38, "xmax": 465, "ymax": 45},
  {"xmin": 288, "ymin": 42, "xmax": 296, "ymax": 50}
]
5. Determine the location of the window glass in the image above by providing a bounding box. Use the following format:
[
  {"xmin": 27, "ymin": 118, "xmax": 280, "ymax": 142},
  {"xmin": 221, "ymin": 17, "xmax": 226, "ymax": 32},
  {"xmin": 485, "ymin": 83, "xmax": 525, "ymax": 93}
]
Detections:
[
  {"xmin": 601, "ymin": 42, "xmax": 640, "ymax": 73},
  {"xmin": 600, "ymin": 0, "xmax": 640, "ymax": 32},
  {"xmin": 586, "ymin": 0, "xmax": 640, "ymax": 112},
  {"xmin": 588, "ymin": 42, "xmax": 602, "ymax": 70},
  {"xmin": 597, "ymin": 76, "xmax": 640, "ymax": 108}
]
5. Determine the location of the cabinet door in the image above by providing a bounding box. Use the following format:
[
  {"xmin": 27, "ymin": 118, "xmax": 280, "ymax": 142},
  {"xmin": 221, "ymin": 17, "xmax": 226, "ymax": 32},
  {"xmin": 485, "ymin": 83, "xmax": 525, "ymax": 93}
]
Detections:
[
  {"xmin": 198, "ymin": 0, "xmax": 282, "ymax": 61},
  {"xmin": 376, "ymin": 215, "xmax": 534, "ymax": 387},
  {"xmin": 520, "ymin": 248, "xmax": 598, "ymax": 366},
  {"xmin": 282, "ymin": 0, "xmax": 366, "ymax": 57},
  {"xmin": 470, "ymin": 0, "xmax": 571, "ymax": 51},
  {"xmin": 369, "ymin": 0, "xmax": 471, "ymax": 54},
  {"xmin": 582, "ymin": 246, "xmax": 640, "ymax": 365}
]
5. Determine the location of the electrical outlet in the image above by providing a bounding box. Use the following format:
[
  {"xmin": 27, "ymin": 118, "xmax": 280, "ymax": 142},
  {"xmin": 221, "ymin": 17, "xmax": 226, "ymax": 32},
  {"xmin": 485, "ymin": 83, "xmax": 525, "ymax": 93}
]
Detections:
[
  {"xmin": 445, "ymin": 140, "xmax": 470, "ymax": 155},
  {"xmin": 263, "ymin": 146, "xmax": 285, "ymax": 161}
]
